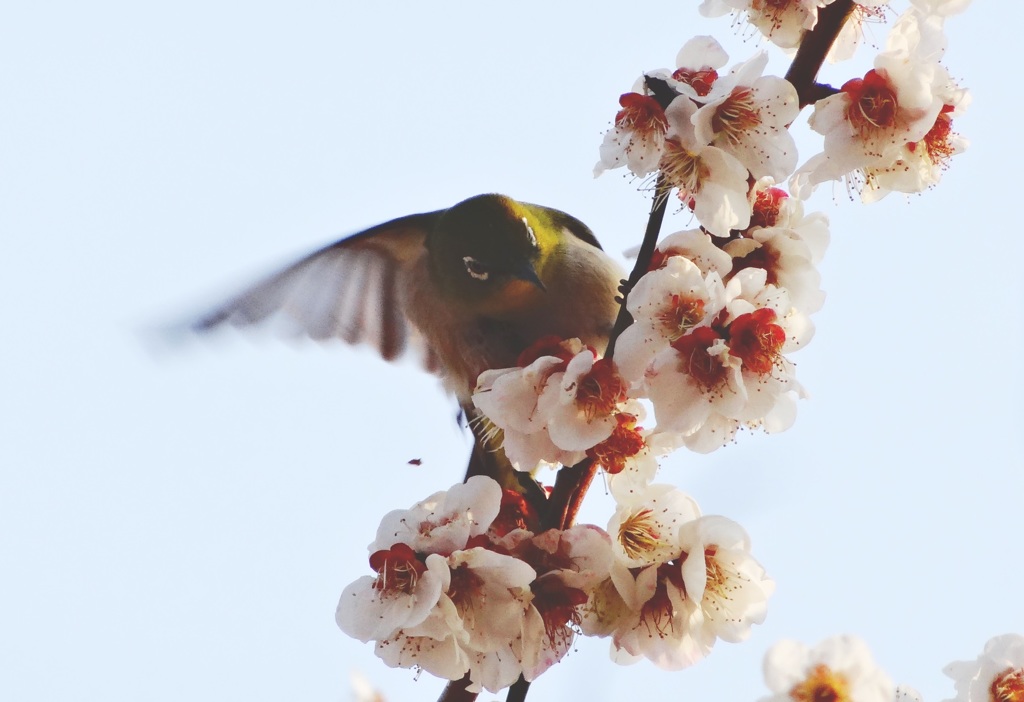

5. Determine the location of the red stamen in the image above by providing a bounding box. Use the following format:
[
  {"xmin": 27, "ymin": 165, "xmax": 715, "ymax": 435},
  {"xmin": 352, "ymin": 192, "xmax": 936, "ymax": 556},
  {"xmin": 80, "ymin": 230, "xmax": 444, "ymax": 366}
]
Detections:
[
  {"xmin": 587, "ymin": 413, "xmax": 646, "ymax": 474},
  {"xmin": 671, "ymin": 67, "xmax": 719, "ymax": 97},
  {"xmin": 614, "ymin": 92, "xmax": 669, "ymax": 135},
  {"xmin": 670, "ymin": 326, "xmax": 727, "ymax": 389},
  {"xmin": 369, "ymin": 543, "xmax": 426, "ymax": 595},
  {"xmin": 842, "ymin": 69, "xmax": 899, "ymax": 133},
  {"xmin": 575, "ymin": 358, "xmax": 628, "ymax": 420}
]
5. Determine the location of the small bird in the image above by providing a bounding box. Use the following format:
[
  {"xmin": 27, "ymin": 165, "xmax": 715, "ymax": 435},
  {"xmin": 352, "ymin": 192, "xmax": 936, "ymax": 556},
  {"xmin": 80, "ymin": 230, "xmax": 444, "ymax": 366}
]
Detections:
[{"xmin": 192, "ymin": 194, "xmax": 625, "ymax": 482}]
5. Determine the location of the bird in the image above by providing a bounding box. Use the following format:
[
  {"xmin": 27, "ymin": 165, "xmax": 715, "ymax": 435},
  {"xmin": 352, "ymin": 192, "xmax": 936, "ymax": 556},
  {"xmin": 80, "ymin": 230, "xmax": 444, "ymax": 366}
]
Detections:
[{"xmin": 190, "ymin": 193, "xmax": 625, "ymax": 484}]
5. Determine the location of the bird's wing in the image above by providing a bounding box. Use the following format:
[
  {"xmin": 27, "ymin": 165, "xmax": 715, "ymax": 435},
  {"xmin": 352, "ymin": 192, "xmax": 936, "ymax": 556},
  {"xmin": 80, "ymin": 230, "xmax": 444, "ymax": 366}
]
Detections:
[{"xmin": 191, "ymin": 211, "xmax": 445, "ymax": 369}]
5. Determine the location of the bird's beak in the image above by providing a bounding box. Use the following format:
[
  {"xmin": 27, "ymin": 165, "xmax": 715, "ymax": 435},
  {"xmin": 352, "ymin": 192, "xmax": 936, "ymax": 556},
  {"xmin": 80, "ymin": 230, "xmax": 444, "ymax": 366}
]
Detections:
[{"xmin": 510, "ymin": 259, "xmax": 546, "ymax": 291}]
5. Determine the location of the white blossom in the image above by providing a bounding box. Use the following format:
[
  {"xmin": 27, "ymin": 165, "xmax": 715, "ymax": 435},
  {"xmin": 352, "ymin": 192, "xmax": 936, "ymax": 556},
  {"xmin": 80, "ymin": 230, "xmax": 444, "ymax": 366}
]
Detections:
[
  {"xmin": 943, "ymin": 633, "xmax": 1024, "ymax": 702},
  {"xmin": 700, "ymin": 0, "xmax": 838, "ymax": 49},
  {"xmin": 692, "ymin": 51, "xmax": 800, "ymax": 182},
  {"xmin": 760, "ymin": 635, "xmax": 896, "ymax": 702},
  {"xmin": 662, "ymin": 97, "xmax": 752, "ymax": 237}
]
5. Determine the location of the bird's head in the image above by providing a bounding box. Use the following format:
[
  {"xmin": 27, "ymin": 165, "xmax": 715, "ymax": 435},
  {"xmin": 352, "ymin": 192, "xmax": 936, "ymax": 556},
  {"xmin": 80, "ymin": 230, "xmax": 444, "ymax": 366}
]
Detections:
[{"xmin": 427, "ymin": 194, "xmax": 557, "ymax": 316}]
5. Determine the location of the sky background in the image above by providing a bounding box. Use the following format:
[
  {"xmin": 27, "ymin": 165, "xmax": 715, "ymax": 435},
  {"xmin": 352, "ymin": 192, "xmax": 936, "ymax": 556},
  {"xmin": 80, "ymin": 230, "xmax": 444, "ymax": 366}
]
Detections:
[{"xmin": 2, "ymin": 2, "xmax": 1021, "ymax": 701}]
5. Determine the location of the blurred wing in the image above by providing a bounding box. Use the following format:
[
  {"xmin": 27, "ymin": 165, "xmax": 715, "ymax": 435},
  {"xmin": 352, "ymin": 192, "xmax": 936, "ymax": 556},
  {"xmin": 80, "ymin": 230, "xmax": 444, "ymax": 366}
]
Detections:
[{"xmin": 192, "ymin": 211, "xmax": 444, "ymax": 369}]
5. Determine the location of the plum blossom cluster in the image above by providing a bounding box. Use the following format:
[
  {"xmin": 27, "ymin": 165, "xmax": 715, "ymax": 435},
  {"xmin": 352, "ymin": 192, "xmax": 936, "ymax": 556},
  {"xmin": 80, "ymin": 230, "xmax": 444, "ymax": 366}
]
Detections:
[
  {"xmin": 336, "ymin": 476, "xmax": 602, "ymax": 693},
  {"xmin": 472, "ymin": 180, "xmax": 827, "ymax": 478},
  {"xmin": 585, "ymin": 483, "xmax": 773, "ymax": 669},
  {"xmin": 336, "ymin": 477, "xmax": 773, "ymax": 690},
  {"xmin": 792, "ymin": 2, "xmax": 971, "ymax": 201},
  {"xmin": 596, "ymin": 35, "xmax": 799, "ymax": 236},
  {"xmin": 597, "ymin": 1, "xmax": 969, "ymax": 211}
]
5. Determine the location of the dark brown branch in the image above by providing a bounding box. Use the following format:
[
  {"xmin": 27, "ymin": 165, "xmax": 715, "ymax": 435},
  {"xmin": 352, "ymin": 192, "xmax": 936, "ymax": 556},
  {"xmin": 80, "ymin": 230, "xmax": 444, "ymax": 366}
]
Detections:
[
  {"xmin": 505, "ymin": 675, "xmax": 530, "ymax": 702},
  {"xmin": 785, "ymin": 0, "xmax": 857, "ymax": 107},
  {"xmin": 604, "ymin": 173, "xmax": 672, "ymax": 360},
  {"xmin": 438, "ymin": 675, "xmax": 477, "ymax": 702}
]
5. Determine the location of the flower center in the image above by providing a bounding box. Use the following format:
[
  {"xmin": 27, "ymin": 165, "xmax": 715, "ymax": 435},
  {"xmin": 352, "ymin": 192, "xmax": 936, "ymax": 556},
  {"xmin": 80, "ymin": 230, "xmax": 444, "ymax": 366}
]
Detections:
[
  {"xmin": 660, "ymin": 138, "xmax": 709, "ymax": 196},
  {"xmin": 671, "ymin": 67, "xmax": 719, "ymax": 97},
  {"xmin": 909, "ymin": 105, "xmax": 956, "ymax": 167},
  {"xmin": 704, "ymin": 546, "xmax": 726, "ymax": 593},
  {"xmin": 369, "ymin": 543, "xmax": 426, "ymax": 595},
  {"xmin": 490, "ymin": 488, "xmax": 540, "ymax": 537},
  {"xmin": 712, "ymin": 87, "xmax": 762, "ymax": 144},
  {"xmin": 670, "ymin": 326, "xmax": 727, "ymax": 389},
  {"xmin": 732, "ymin": 241, "xmax": 781, "ymax": 285},
  {"xmin": 727, "ymin": 308, "xmax": 786, "ymax": 375},
  {"xmin": 614, "ymin": 92, "xmax": 669, "ymax": 137},
  {"xmin": 618, "ymin": 508, "xmax": 662, "ymax": 559},
  {"xmin": 575, "ymin": 358, "xmax": 628, "ymax": 420},
  {"xmin": 992, "ymin": 667, "xmax": 1024, "ymax": 702},
  {"xmin": 587, "ymin": 413, "xmax": 646, "ymax": 475},
  {"xmin": 750, "ymin": 186, "xmax": 788, "ymax": 229},
  {"xmin": 843, "ymin": 69, "xmax": 899, "ymax": 133},
  {"xmin": 789, "ymin": 664, "xmax": 852, "ymax": 702},
  {"xmin": 659, "ymin": 294, "xmax": 707, "ymax": 341},
  {"xmin": 639, "ymin": 564, "xmax": 684, "ymax": 636},
  {"xmin": 447, "ymin": 564, "xmax": 485, "ymax": 608},
  {"xmin": 531, "ymin": 577, "xmax": 588, "ymax": 648}
]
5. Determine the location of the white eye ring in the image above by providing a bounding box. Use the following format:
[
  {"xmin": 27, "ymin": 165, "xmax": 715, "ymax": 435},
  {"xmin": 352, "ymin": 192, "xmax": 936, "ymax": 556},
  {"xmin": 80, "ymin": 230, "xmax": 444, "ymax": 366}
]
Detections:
[
  {"xmin": 521, "ymin": 216, "xmax": 537, "ymax": 248},
  {"xmin": 462, "ymin": 256, "xmax": 490, "ymax": 281}
]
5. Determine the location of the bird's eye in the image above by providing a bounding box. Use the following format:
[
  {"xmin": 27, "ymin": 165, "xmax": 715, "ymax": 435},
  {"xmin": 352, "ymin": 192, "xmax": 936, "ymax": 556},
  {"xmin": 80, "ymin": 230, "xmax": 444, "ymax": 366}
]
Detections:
[{"xmin": 462, "ymin": 256, "xmax": 490, "ymax": 281}]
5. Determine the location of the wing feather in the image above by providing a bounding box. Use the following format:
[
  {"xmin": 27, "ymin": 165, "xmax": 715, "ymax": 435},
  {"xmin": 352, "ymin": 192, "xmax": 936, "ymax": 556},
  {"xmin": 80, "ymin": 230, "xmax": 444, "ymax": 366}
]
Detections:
[{"xmin": 191, "ymin": 211, "xmax": 443, "ymax": 369}]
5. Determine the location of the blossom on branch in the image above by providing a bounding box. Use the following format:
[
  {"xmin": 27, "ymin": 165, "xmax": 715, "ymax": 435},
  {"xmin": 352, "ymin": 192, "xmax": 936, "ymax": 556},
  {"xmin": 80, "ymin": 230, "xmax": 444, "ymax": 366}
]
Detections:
[
  {"xmin": 692, "ymin": 51, "xmax": 800, "ymax": 182},
  {"xmin": 792, "ymin": 3, "xmax": 969, "ymax": 200},
  {"xmin": 473, "ymin": 338, "xmax": 645, "ymax": 472},
  {"xmin": 699, "ymin": 0, "xmax": 839, "ymax": 50},
  {"xmin": 595, "ymin": 92, "xmax": 669, "ymax": 178},
  {"xmin": 338, "ymin": 477, "xmax": 621, "ymax": 693},
  {"xmin": 662, "ymin": 35, "xmax": 729, "ymax": 100},
  {"xmin": 661, "ymin": 96, "xmax": 752, "ymax": 236},
  {"xmin": 641, "ymin": 266, "xmax": 808, "ymax": 452},
  {"xmin": 615, "ymin": 255, "xmax": 728, "ymax": 385},
  {"xmin": 583, "ymin": 486, "xmax": 772, "ymax": 669}
]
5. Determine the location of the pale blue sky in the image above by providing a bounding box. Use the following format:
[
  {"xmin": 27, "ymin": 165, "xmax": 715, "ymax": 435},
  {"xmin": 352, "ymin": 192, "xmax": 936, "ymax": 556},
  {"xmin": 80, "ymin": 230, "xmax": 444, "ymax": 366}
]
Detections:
[{"xmin": 2, "ymin": 2, "xmax": 1020, "ymax": 701}]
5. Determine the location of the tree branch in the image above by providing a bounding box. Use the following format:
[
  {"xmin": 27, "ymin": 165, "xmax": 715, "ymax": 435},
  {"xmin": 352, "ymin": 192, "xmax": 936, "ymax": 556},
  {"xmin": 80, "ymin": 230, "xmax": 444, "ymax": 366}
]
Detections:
[
  {"xmin": 456, "ymin": 8, "xmax": 864, "ymax": 701},
  {"xmin": 544, "ymin": 458, "xmax": 598, "ymax": 531},
  {"xmin": 438, "ymin": 675, "xmax": 477, "ymax": 702},
  {"xmin": 785, "ymin": 0, "xmax": 857, "ymax": 107},
  {"xmin": 603, "ymin": 172, "xmax": 672, "ymax": 360},
  {"xmin": 505, "ymin": 675, "xmax": 530, "ymax": 702}
]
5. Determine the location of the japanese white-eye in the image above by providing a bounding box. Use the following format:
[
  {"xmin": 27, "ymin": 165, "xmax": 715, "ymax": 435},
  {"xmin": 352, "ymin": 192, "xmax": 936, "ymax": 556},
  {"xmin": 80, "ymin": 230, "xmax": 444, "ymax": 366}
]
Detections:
[{"xmin": 192, "ymin": 194, "xmax": 625, "ymax": 482}]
